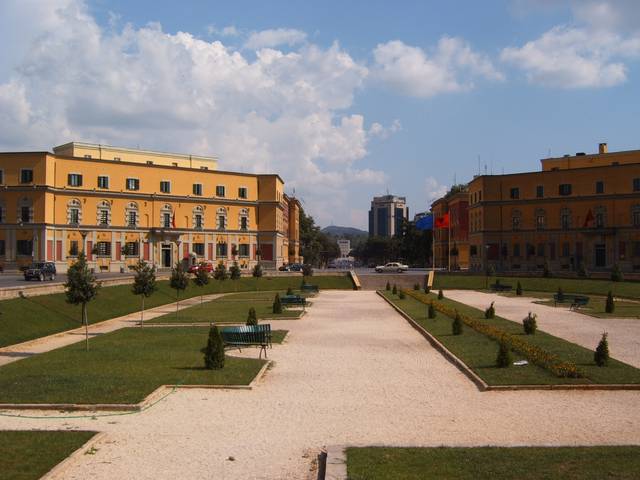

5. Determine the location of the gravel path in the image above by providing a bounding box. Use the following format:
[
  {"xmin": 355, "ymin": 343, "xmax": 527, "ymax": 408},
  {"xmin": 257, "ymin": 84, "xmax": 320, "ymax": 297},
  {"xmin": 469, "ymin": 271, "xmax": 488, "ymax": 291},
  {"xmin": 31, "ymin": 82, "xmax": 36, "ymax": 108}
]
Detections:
[
  {"xmin": 444, "ymin": 290, "xmax": 640, "ymax": 368},
  {"xmin": 0, "ymin": 293, "xmax": 225, "ymax": 368},
  {"xmin": 1, "ymin": 290, "xmax": 639, "ymax": 480}
]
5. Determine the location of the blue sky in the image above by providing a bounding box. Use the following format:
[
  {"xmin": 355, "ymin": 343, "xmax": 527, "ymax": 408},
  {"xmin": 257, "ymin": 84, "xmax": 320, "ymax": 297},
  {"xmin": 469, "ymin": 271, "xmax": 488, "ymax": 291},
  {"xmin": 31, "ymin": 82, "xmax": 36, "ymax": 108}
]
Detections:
[{"xmin": 1, "ymin": 0, "xmax": 639, "ymax": 228}]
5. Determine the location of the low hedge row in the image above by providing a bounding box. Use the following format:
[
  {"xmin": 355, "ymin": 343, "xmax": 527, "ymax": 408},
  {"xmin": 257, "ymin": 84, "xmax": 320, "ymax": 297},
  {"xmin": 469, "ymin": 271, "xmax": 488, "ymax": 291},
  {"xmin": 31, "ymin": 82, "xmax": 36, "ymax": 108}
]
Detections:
[{"xmin": 403, "ymin": 290, "xmax": 583, "ymax": 378}]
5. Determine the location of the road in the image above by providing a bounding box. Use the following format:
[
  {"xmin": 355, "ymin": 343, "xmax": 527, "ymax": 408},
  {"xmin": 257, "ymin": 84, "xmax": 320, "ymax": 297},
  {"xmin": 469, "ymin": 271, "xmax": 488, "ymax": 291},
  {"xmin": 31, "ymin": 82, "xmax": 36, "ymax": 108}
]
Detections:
[{"xmin": 0, "ymin": 271, "xmax": 137, "ymax": 289}]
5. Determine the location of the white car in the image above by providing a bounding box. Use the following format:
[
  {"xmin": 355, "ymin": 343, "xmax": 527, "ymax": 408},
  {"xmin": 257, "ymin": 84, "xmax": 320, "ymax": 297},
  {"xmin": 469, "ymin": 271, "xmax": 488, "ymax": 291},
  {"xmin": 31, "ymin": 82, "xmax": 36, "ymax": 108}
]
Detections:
[{"xmin": 375, "ymin": 262, "xmax": 409, "ymax": 273}]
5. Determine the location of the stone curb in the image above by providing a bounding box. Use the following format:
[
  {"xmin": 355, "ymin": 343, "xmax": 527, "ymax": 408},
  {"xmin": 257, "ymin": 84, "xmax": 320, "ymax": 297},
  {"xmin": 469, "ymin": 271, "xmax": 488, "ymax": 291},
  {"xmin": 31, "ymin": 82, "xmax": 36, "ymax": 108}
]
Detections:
[
  {"xmin": 324, "ymin": 445, "xmax": 347, "ymax": 480},
  {"xmin": 0, "ymin": 360, "xmax": 273, "ymax": 412},
  {"xmin": 41, "ymin": 431, "xmax": 107, "ymax": 480},
  {"xmin": 377, "ymin": 291, "xmax": 640, "ymax": 392}
]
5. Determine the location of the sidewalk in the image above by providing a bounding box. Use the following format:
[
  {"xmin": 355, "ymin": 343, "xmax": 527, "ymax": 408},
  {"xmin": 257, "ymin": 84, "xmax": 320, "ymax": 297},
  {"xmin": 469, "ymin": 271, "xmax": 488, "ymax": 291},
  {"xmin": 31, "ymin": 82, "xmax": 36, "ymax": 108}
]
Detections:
[{"xmin": 0, "ymin": 293, "xmax": 225, "ymax": 367}]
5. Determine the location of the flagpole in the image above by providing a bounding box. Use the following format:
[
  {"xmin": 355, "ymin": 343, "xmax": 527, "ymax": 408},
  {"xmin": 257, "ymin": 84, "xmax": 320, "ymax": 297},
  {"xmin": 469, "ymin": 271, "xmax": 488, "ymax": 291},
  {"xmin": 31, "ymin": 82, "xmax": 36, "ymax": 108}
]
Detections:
[{"xmin": 447, "ymin": 213, "xmax": 451, "ymax": 272}]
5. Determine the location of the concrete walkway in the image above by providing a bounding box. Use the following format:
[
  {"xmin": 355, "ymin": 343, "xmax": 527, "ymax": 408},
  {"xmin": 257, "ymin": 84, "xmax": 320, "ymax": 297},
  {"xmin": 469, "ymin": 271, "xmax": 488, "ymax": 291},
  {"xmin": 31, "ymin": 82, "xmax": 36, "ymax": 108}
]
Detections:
[
  {"xmin": 445, "ymin": 290, "xmax": 640, "ymax": 368},
  {"xmin": 1, "ymin": 290, "xmax": 639, "ymax": 480},
  {"xmin": 0, "ymin": 293, "xmax": 224, "ymax": 367}
]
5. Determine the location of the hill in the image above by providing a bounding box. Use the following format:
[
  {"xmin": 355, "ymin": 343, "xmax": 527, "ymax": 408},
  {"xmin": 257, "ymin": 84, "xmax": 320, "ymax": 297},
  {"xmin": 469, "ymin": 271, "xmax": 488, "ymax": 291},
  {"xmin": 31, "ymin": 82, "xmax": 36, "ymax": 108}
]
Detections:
[{"xmin": 321, "ymin": 225, "xmax": 368, "ymax": 237}]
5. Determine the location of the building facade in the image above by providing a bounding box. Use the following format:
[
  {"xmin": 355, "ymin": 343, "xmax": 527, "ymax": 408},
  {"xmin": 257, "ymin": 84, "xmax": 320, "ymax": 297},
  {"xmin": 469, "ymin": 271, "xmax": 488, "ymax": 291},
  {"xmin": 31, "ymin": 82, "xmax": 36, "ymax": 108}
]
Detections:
[
  {"xmin": 368, "ymin": 195, "xmax": 408, "ymax": 237},
  {"xmin": 468, "ymin": 143, "xmax": 640, "ymax": 273},
  {"xmin": 337, "ymin": 239, "xmax": 351, "ymax": 258},
  {"xmin": 0, "ymin": 142, "xmax": 301, "ymax": 272},
  {"xmin": 431, "ymin": 191, "xmax": 469, "ymax": 270}
]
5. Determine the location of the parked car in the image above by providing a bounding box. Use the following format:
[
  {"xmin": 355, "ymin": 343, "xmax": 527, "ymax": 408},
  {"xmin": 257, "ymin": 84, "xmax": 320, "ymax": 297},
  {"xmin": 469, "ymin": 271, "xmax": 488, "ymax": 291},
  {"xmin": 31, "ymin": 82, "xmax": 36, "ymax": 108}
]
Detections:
[
  {"xmin": 278, "ymin": 264, "xmax": 291, "ymax": 271},
  {"xmin": 188, "ymin": 262, "xmax": 213, "ymax": 274},
  {"xmin": 289, "ymin": 263, "xmax": 303, "ymax": 272},
  {"xmin": 374, "ymin": 262, "xmax": 409, "ymax": 273},
  {"xmin": 24, "ymin": 262, "xmax": 57, "ymax": 281}
]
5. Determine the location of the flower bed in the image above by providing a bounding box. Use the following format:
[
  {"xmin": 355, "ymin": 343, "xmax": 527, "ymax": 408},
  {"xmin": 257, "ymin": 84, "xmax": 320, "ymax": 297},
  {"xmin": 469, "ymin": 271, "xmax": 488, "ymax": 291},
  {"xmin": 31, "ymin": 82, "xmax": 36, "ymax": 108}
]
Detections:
[{"xmin": 404, "ymin": 290, "xmax": 583, "ymax": 378}]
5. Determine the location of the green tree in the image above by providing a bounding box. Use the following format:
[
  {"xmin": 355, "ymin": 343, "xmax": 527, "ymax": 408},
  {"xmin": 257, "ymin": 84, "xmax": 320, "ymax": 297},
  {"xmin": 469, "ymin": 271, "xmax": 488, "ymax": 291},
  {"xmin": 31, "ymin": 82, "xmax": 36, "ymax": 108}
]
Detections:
[
  {"xmin": 452, "ymin": 312, "xmax": 463, "ymax": 335},
  {"xmin": 170, "ymin": 263, "xmax": 189, "ymax": 321},
  {"xmin": 252, "ymin": 263, "xmax": 263, "ymax": 277},
  {"xmin": 428, "ymin": 302, "xmax": 436, "ymax": 319},
  {"xmin": 605, "ymin": 290, "xmax": 615, "ymax": 313},
  {"xmin": 214, "ymin": 262, "xmax": 228, "ymax": 281},
  {"xmin": 299, "ymin": 207, "xmax": 340, "ymax": 267},
  {"xmin": 484, "ymin": 301, "xmax": 495, "ymax": 319},
  {"xmin": 516, "ymin": 281, "xmax": 523, "ymax": 296},
  {"xmin": 594, "ymin": 332, "xmax": 610, "ymax": 367},
  {"xmin": 392, "ymin": 284, "xmax": 397, "ymax": 295},
  {"xmin": 523, "ymin": 312, "xmax": 537, "ymax": 335},
  {"xmin": 193, "ymin": 263, "xmax": 210, "ymax": 307},
  {"xmin": 611, "ymin": 263, "xmax": 624, "ymax": 282},
  {"xmin": 496, "ymin": 342, "xmax": 512, "ymax": 368},
  {"xmin": 229, "ymin": 261, "xmax": 241, "ymax": 291},
  {"xmin": 202, "ymin": 325, "xmax": 225, "ymax": 369},
  {"xmin": 273, "ymin": 293, "xmax": 282, "ymax": 314},
  {"xmin": 399, "ymin": 290, "xmax": 406, "ymax": 299},
  {"xmin": 64, "ymin": 253, "xmax": 100, "ymax": 350},
  {"xmin": 246, "ymin": 307, "xmax": 258, "ymax": 326},
  {"xmin": 438, "ymin": 289, "xmax": 444, "ymax": 300},
  {"xmin": 131, "ymin": 260, "xmax": 157, "ymax": 326},
  {"xmin": 385, "ymin": 281, "xmax": 391, "ymax": 291}
]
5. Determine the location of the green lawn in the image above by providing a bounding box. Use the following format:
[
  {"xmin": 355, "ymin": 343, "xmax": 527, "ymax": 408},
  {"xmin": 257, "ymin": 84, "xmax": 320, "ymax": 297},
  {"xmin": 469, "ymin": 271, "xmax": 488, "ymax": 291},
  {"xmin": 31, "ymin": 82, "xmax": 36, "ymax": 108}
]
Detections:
[
  {"xmin": 150, "ymin": 291, "xmax": 304, "ymax": 324},
  {"xmin": 0, "ymin": 327, "xmax": 268, "ymax": 404},
  {"xmin": 0, "ymin": 274, "xmax": 351, "ymax": 348},
  {"xmin": 347, "ymin": 446, "xmax": 640, "ymax": 480},
  {"xmin": 532, "ymin": 294, "xmax": 640, "ymax": 319},
  {"xmin": 0, "ymin": 430, "xmax": 97, "ymax": 480},
  {"xmin": 433, "ymin": 274, "xmax": 640, "ymax": 299},
  {"xmin": 383, "ymin": 291, "xmax": 640, "ymax": 385}
]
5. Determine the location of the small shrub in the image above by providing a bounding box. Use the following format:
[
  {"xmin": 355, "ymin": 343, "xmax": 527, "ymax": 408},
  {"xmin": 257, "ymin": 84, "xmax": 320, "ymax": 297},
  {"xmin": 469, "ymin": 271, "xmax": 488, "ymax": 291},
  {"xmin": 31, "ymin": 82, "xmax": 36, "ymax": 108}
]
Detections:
[
  {"xmin": 577, "ymin": 261, "xmax": 588, "ymax": 278},
  {"xmin": 424, "ymin": 285, "xmax": 430, "ymax": 294},
  {"xmin": 438, "ymin": 289, "xmax": 444, "ymax": 300},
  {"xmin": 485, "ymin": 264, "xmax": 495, "ymax": 277},
  {"xmin": 229, "ymin": 262, "xmax": 241, "ymax": 280},
  {"xmin": 214, "ymin": 262, "xmax": 228, "ymax": 281},
  {"xmin": 611, "ymin": 263, "xmax": 623, "ymax": 282},
  {"xmin": 302, "ymin": 264, "xmax": 313, "ymax": 277},
  {"xmin": 452, "ymin": 312, "xmax": 463, "ymax": 335},
  {"xmin": 202, "ymin": 325, "xmax": 225, "ymax": 369},
  {"xmin": 392, "ymin": 284, "xmax": 397, "ymax": 295},
  {"xmin": 273, "ymin": 293, "xmax": 282, "ymax": 314},
  {"xmin": 246, "ymin": 307, "xmax": 258, "ymax": 326},
  {"xmin": 556, "ymin": 287, "xmax": 564, "ymax": 303},
  {"xmin": 385, "ymin": 281, "xmax": 391, "ymax": 291},
  {"xmin": 605, "ymin": 290, "xmax": 615, "ymax": 313},
  {"xmin": 523, "ymin": 312, "xmax": 537, "ymax": 335},
  {"xmin": 428, "ymin": 302, "xmax": 436, "ymax": 319},
  {"xmin": 543, "ymin": 260, "xmax": 552, "ymax": 278},
  {"xmin": 413, "ymin": 283, "xmax": 420, "ymax": 291},
  {"xmin": 594, "ymin": 332, "xmax": 610, "ymax": 367},
  {"xmin": 496, "ymin": 342, "xmax": 512, "ymax": 368},
  {"xmin": 516, "ymin": 281, "xmax": 522, "ymax": 296},
  {"xmin": 252, "ymin": 263, "xmax": 263, "ymax": 278},
  {"xmin": 286, "ymin": 287, "xmax": 294, "ymax": 296},
  {"xmin": 484, "ymin": 301, "xmax": 495, "ymax": 319},
  {"xmin": 399, "ymin": 290, "xmax": 406, "ymax": 299}
]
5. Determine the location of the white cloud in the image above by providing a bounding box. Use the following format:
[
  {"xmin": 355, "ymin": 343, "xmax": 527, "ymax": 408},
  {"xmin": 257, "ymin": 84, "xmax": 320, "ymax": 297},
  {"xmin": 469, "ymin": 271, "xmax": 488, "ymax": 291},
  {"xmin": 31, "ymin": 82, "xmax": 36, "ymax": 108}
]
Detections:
[
  {"xmin": 503, "ymin": 1, "xmax": 640, "ymax": 88},
  {"xmin": 207, "ymin": 25, "xmax": 240, "ymax": 37},
  {"xmin": 424, "ymin": 177, "xmax": 448, "ymax": 206},
  {"xmin": 0, "ymin": 0, "xmax": 382, "ymax": 226},
  {"xmin": 372, "ymin": 37, "xmax": 504, "ymax": 98},
  {"xmin": 368, "ymin": 119, "xmax": 401, "ymax": 140},
  {"xmin": 244, "ymin": 28, "xmax": 307, "ymax": 50}
]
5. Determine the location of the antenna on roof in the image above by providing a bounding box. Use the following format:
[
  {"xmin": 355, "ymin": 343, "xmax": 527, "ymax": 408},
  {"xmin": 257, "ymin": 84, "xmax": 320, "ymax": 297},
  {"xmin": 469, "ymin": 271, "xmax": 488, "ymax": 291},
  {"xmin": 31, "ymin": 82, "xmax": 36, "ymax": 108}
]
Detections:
[
  {"xmin": 548, "ymin": 148, "xmax": 551, "ymax": 157},
  {"xmin": 477, "ymin": 155, "xmax": 481, "ymax": 175}
]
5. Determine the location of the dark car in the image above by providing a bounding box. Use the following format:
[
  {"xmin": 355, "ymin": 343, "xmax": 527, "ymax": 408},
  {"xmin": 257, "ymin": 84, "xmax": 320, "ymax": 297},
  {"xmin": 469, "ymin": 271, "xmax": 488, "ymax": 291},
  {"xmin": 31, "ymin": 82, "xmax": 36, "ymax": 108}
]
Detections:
[
  {"xmin": 278, "ymin": 264, "xmax": 291, "ymax": 271},
  {"xmin": 288, "ymin": 263, "xmax": 303, "ymax": 272},
  {"xmin": 24, "ymin": 262, "xmax": 57, "ymax": 281}
]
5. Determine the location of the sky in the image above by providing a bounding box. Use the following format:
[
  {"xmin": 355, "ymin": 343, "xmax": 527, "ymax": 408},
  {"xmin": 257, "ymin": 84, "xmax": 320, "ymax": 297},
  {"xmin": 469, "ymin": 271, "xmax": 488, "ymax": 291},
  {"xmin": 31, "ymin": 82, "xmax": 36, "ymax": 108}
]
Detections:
[{"xmin": 1, "ymin": 1, "xmax": 639, "ymax": 229}]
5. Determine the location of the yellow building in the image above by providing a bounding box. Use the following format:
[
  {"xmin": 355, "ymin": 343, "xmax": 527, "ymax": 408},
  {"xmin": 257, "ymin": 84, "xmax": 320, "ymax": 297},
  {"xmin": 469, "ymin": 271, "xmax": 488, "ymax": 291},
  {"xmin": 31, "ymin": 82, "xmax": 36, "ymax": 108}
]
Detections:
[
  {"xmin": 468, "ymin": 143, "xmax": 640, "ymax": 274},
  {"xmin": 0, "ymin": 142, "xmax": 300, "ymax": 272},
  {"xmin": 431, "ymin": 189, "xmax": 470, "ymax": 270}
]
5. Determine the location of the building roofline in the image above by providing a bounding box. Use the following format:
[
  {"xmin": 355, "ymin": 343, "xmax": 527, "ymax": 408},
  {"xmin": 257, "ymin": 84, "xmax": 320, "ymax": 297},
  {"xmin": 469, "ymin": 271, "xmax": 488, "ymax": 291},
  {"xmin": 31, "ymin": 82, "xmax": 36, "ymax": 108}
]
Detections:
[
  {"xmin": 53, "ymin": 141, "xmax": 218, "ymax": 162},
  {"xmin": 542, "ymin": 148, "xmax": 640, "ymax": 161}
]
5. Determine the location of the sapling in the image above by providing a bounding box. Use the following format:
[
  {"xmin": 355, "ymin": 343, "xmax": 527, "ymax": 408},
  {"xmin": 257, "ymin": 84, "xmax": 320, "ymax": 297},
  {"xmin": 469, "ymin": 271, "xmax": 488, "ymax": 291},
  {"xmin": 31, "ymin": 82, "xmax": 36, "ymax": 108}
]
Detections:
[
  {"xmin": 523, "ymin": 312, "xmax": 537, "ymax": 335},
  {"xmin": 496, "ymin": 342, "xmax": 512, "ymax": 368},
  {"xmin": 484, "ymin": 301, "xmax": 495, "ymax": 319},
  {"xmin": 392, "ymin": 284, "xmax": 397, "ymax": 295},
  {"xmin": 385, "ymin": 281, "xmax": 391, "ymax": 291},
  {"xmin": 202, "ymin": 325, "xmax": 225, "ymax": 369},
  {"xmin": 428, "ymin": 302, "xmax": 436, "ymax": 319},
  {"xmin": 594, "ymin": 332, "xmax": 610, "ymax": 367},
  {"xmin": 273, "ymin": 293, "xmax": 282, "ymax": 314},
  {"xmin": 246, "ymin": 307, "xmax": 258, "ymax": 326},
  {"xmin": 605, "ymin": 291, "xmax": 615, "ymax": 314},
  {"xmin": 452, "ymin": 311, "xmax": 463, "ymax": 335},
  {"xmin": 516, "ymin": 281, "xmax": 523, "ymax": 296},
  {"xmin": 438, "ymin": 289, "xmax": 444, "ymax": 300}
]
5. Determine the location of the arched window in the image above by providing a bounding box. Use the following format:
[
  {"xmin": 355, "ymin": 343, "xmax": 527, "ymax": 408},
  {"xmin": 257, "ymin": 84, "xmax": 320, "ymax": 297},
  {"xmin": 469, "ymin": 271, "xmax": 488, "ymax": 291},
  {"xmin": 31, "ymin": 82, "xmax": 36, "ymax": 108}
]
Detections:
[
  {"xmin": 560, "ymin": 208, "xmax": 571, "ymax": 230},
  {"xmin": 595, "ymin": 206, "xmax": 607, "ymax": 228},
  {"xmin": 632, "ymin": 204, "xmax": 640, "ymax": 227},
  {"xmin": 97, "ymin": 200, "xmax": 111, "ymax": 226},
  {"xmin": 67, "ymin": 198, "xmax": 82, "ymax": 225},
  {"xmin": 239, "ymin": 208, "xmax": 249, "ymax": 230},
  {"xmin": 18, "ymin": 197, "xmax": 33, "ymax": 223},
  {"xmin": 216, "ymin": 207, "xmax": 227, "ymax": 230},
  {"xmin": 511, "ymin": 209, "xmax": 521, "ymax": 231},
  {"xmin": 535, "ymin": 208, "xmax": 546, "ymax": 230},
  {"xmin": 160, "ymin": 204, "xmax": 173, "ymax": 228},
  {"xmin": 125, "ymin": 202, "xmax": 139, "ymax": 228},
  {"xmin": 193, "ymin": 206, "xmax": 204, "ymax": 230}
]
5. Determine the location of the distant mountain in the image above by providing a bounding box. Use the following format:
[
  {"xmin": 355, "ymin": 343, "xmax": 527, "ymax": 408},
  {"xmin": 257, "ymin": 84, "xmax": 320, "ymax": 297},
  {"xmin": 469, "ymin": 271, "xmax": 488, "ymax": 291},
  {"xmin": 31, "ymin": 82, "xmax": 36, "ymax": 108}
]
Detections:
[{"xmin": 322, "ymin": 225, "xmax": 368, "ymax": 237}]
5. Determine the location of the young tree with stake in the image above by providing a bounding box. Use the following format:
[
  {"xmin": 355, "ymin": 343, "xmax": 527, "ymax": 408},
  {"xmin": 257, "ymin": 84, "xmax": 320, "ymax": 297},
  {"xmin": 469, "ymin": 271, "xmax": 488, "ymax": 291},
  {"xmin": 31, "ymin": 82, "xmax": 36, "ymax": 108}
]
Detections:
[
  {"xmin": 193, "ymin": 262, "xmax": 211, "ymax": 306},
  {"xmin": 170, "ymin": 263, "xmax": 189, "ymax": 321},
  {"xmin": 64, "ymin": 253, "xmax": 100, "ymax": 350},
  {"xmin": 131, "ymin": 260, "xmax": 157, "ymax": 326}
]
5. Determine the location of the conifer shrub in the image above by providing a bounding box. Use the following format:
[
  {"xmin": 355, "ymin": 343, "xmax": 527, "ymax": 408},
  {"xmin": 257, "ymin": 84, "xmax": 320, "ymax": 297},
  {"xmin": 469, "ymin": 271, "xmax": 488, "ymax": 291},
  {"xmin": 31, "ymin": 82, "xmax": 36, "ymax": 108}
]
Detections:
[
  {"xmin": 594, "ymin": 332, "xmax": 610, "ymax": 367},
  {"xmin": 229, "ymin": 262, "xmax": 241, "ymax": 280},
  {"xmin": 252, "ymin": 263, "xmax": 263, "ymax": 278},
  {"xmin": 286, "ymin": 287, "xmax": 294, "ymax": 296},
  {"xmin": 413, "ymin": 283, "xmax": 420, "ymax": 291},
  {"xmin": 496, "ymin": 342, "xmax": 512, "ymax": 368},
  {"xmin": 424, "ymin": 285, "xmax": 430, "ymax": 294},
  {"xmin": 246, "ymin": 307, "xmax": 258, "ymax": 326},
  {"xmin": 214, "ymin": 262, "xmax": 228, "ymax": 281},
  {"xmin": 516, "ymin": 281, "xmax": 523, "ymax": 296},
  {"xmin": 452, "ymin": 311, "xmax": 463, "ymax": 335},
  {"xmin": 484, "ymin": 301, "xmax": 495, "ymax": 319},
  {"xmin": 428, "ymin": 302, "xmax": 436, "ymax": 319},
  {"xmin": 273, "ymin": 293, "xmax": 282, "ymax": 314},
  {"xmin": 202, "ymin": 325, "xmax": 225, "ymax": 369},
  {"xmin": 556, "ymin": 286, "xmax": 564, "ymax": 303},
  {"xmin": 399, "ymin": 290, "xmax": 406, "ymax": 299},
  {"xmin": 523, "ymin": 312, "xmax": 537, "ymax": 335},
  {"xmin": 385, "ymin": 281, "xmax": 391, "ymax": 291},
  {"xmin": 611, "ymin": 263, "xmax": 623, "ymax": 282},
  {"xmin": 577, "ymin": 261, "xmax": 588, "ymax": 278},
  {"xmin": 392, "ymin": 284, "xmax": 397, "ymax": 295},
  {"xmin": 605, "ymin": 291, "xmax": 615, "ymax": 313},
  {"xmin": 438, "ymin": 289, "xmax": 444, "ymax": 300}
]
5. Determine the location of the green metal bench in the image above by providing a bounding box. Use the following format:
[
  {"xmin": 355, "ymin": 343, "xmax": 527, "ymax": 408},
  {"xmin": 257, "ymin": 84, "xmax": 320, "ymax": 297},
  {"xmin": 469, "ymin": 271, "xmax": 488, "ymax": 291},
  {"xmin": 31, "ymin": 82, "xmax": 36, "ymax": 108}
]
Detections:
[
  {"xmin": 490, "ymin": 283, "xmax": 512, "ymax": 292},
  {"xmin": 301, "ymin": 284, "xmax": 319, "ymax": 294},
  {"xmin": 280, "ymin": 294, "xmax": 307, "ymax": 307},
  {"xmin": 553, "ymin": 294, "xmax": 589, "ymax": 310},
  {"xmin": 221, "ymin": 324, "xmax": 271, "ymax": 358}
]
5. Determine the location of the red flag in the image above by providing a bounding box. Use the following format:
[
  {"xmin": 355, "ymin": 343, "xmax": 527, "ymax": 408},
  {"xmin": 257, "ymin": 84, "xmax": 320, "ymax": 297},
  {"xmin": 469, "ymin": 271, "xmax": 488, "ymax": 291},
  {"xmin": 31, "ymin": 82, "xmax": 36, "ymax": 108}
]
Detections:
[
  {"xmin": 583, "ymin": 209, "xmax": 594, "ymax": 228},
  {"xmin": 171, "ymin": 212, "xmax": 176, "ymax": 228},
  {"xmin": 435, "ymin": 213, "xmax": 450, "ymax": 229}
]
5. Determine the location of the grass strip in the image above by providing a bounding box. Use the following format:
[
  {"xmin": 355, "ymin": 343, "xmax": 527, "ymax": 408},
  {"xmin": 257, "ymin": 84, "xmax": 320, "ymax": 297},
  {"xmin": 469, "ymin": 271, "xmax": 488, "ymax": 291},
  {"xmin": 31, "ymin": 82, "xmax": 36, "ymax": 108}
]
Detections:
[
  {"xmin": 346, "ymin": 446, "xmax": 640, "ymax": 480},
  {"xmin": 0, "ymin": 274, "xmax": 351, "ymax": 348},
  {"xmin": 0, "ymin": 430, "xmax": 97, "ymax": 480}
]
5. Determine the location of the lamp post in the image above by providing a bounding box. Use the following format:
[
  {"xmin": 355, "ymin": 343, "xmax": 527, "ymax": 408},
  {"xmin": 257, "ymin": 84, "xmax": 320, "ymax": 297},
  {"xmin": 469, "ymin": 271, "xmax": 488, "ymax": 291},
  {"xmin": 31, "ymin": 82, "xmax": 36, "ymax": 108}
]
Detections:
[{"xmin": 175, "ymin": 239, "xmax": 182, "ymax": 269}]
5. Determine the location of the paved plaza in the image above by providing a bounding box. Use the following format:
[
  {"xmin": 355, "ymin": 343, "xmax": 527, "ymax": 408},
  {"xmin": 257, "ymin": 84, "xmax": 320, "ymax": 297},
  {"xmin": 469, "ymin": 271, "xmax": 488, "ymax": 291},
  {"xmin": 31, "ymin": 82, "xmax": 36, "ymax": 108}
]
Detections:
[{"xmin": 1, "ymin": 290, "xmax": 639, "ymax": 479}]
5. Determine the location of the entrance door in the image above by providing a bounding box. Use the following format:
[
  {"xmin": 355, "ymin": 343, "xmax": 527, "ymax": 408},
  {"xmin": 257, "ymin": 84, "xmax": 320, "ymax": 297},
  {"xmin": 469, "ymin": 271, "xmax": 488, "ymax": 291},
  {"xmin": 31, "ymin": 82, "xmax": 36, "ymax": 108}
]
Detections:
[
  {"xmin": 595, "ymin": 244, "xmax": 606, "ymax": 268},
  {"xmin": 161, "ymin": 244, "xmax": 172, "ymax": 268}
]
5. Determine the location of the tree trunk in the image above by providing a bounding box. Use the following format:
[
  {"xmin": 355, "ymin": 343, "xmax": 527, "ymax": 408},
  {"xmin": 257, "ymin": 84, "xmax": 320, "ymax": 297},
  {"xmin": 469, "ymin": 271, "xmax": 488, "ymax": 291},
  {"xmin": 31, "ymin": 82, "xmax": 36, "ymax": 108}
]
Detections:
[
  {"xmin": 175, "ymin": 291, "xmax": 179, "ymax": 321},
  {"xmin": 83, "ymin": 303, "xmax": 89, "ymax": 351},
  {"xmin": 140, "ymin": 295, "xmax": 145, "ymax": 327}
]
